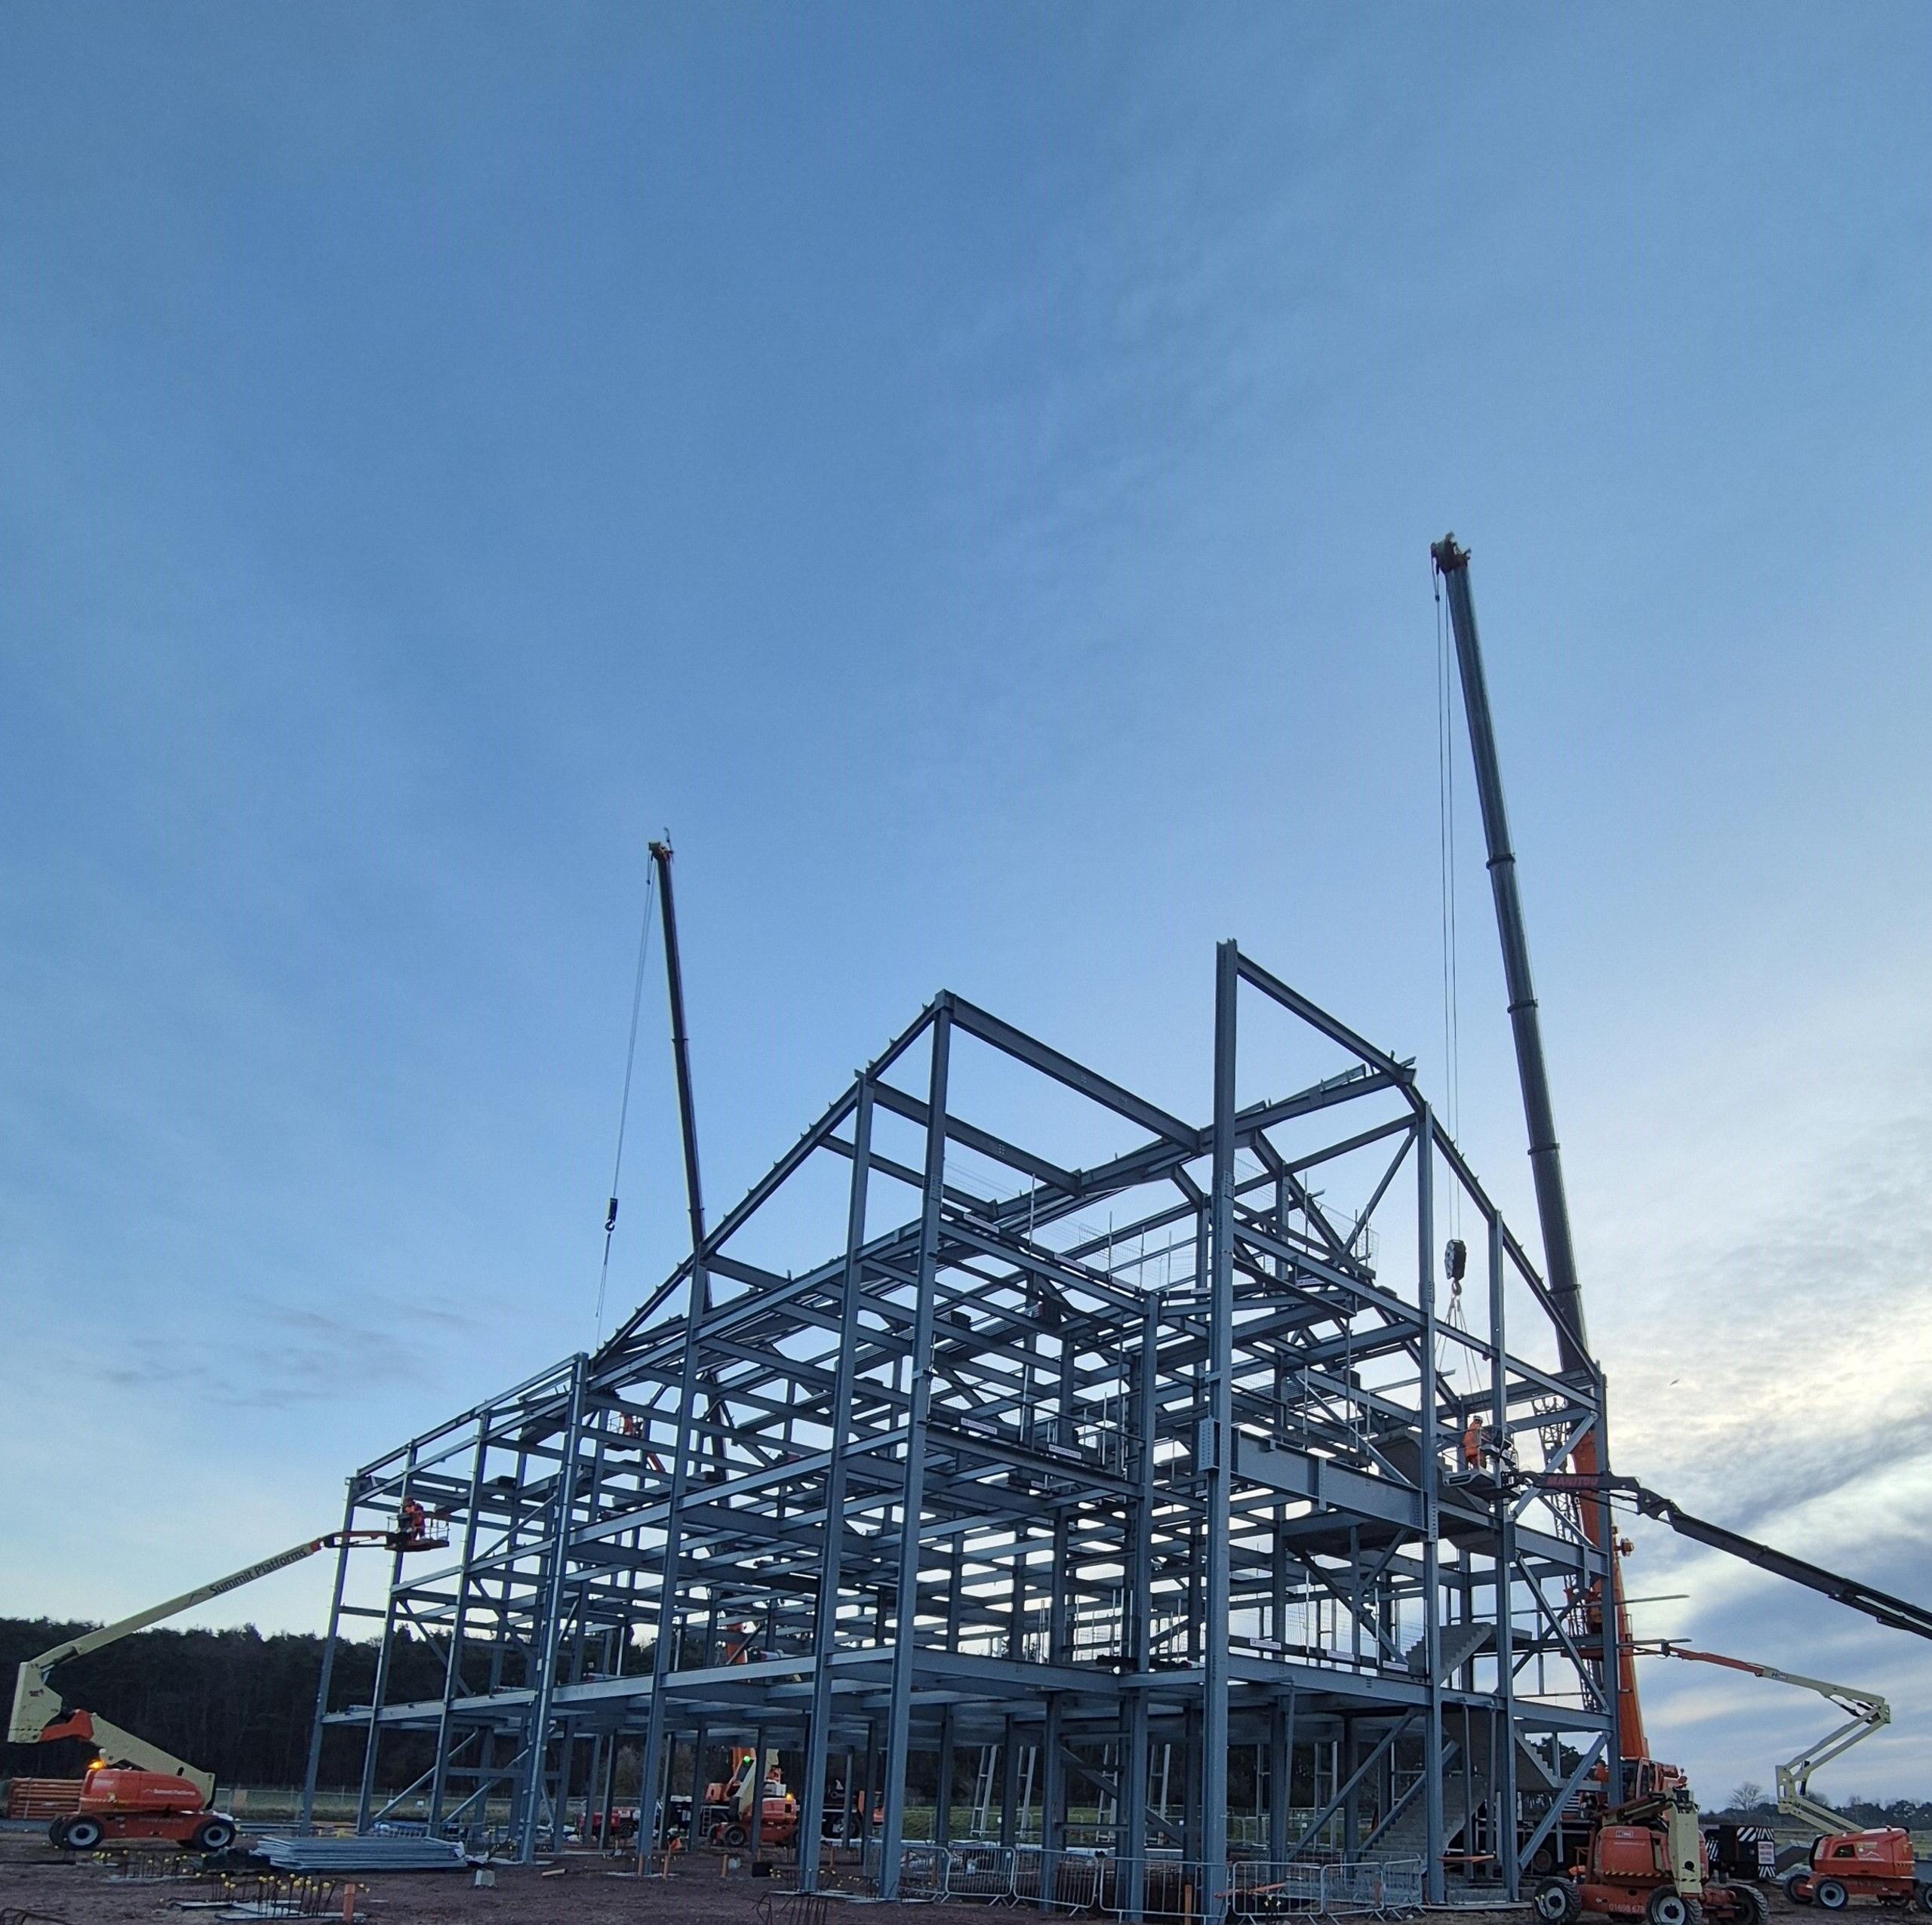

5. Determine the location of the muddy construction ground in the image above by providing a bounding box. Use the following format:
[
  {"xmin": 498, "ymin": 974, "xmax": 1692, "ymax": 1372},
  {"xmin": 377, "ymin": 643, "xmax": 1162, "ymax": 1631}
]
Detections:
[
  {"xmin": 0, "ymin": 1830, "xmax": 1821, "ymax": 1925},
  {"xmin": 0, "ymin": 1828, "xmax": 1458, "ymax": 1925}
]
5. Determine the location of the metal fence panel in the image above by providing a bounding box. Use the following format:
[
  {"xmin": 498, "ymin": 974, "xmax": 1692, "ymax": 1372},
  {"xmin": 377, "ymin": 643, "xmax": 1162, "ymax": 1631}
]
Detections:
[
  {"xmin": 1321, "ymin": 1858, "xmax": 1426, "ymax": 1916},
  {"xmin": 949, "ymin": 1843, "xmax": 1019, "ymax": 1900},
  {"xmin": 860, "ymin": 1849, "xmax": 1426, "ymax": 1918},
  {"xmin": 1010, "ymin": 1846, "xmax": 1106, "ymax": 1912},
  {"xmin": 1231, "ymin": 1859, "xmax": 1328, "ymax": 1913}
]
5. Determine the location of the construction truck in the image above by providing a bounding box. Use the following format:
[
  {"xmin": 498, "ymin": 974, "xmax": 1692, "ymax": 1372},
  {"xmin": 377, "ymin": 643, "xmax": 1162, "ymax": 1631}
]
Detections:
[
  {"xmin": 700, "ymin": 1748, "xmax": 799, "ymax": 1850},
  {"xmin": 1646, "ymin": 1647, "xmax": 1932, "ymax": 1913},
  {"xmin": 11, "ymin": 1510, "xmax": 444, "ymax": 1851}
]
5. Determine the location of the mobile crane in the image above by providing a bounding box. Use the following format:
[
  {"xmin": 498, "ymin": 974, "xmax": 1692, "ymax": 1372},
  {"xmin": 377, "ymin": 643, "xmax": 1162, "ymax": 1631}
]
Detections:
[
  {"xmin": 12, "ymin": 1505, "xmax": 445, "ymax": 1852},
  {"xmin": 1434, "ymin": 538, "xmax": 1932, "ymax": 1925}
]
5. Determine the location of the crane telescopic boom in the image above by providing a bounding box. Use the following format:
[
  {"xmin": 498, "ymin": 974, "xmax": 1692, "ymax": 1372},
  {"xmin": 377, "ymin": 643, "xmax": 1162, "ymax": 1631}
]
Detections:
[
  {"xmin": 1431, "ymin": 536, "xmax": 1587, "ymax": 1366},
  {"xmin": 1432, "ymin": 534, "xmax": 1647, "ymax": 1769},
  {"xmin": 1524, "ymin": 1471, "xmax": 1932, "ymax": 1643}
]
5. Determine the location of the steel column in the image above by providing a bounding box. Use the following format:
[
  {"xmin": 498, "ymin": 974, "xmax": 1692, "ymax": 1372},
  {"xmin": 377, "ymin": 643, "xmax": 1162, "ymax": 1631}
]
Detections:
[
  {"xmin": 1202, "ymin": 941, "xmax": 1238, "ymax": 1920},
  {"xmin": 878, "ymin": 1006, "xmax": 951, "ymax": 1899}
]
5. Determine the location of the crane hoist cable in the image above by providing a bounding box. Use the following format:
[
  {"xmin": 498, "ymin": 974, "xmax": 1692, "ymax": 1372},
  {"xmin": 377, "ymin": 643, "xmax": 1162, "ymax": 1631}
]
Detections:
[{"xmin": 595, "ymin": 855, "xmax": 659, "ymax": 1347}]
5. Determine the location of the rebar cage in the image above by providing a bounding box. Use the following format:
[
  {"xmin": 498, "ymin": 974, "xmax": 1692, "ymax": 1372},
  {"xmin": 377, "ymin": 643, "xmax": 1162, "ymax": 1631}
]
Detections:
[{"xmin": 304, "ymin": 943, "xmax": 1623, "ymax": 1914}]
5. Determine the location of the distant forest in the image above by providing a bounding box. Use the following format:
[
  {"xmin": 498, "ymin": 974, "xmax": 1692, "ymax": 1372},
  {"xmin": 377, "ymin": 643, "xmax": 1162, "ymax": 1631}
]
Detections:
[{"xmin": 2, "ymin": 1617, "xmax": 457, "ymax": 1791}]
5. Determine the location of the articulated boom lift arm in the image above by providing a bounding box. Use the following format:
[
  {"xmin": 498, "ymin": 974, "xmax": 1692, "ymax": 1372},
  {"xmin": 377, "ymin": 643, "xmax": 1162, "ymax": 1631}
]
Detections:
[
  {"xmin": 1649, "ymin": 1645, "xmax": 1890, "ymax": 1837},
  {"xmin": 10, "ymin": 1521, "xmax": 439, "ymax": 1800}
]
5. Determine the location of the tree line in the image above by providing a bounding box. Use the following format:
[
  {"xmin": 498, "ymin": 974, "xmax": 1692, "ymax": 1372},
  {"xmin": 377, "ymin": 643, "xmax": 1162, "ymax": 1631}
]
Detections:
[
  {"xmin": 2, "ymin": 1616, "xmax": 445, "ymax": 1791},
  {"xmin": 1720, "ymin": 1781, "xmax": 1932, "ymax": 1828}
]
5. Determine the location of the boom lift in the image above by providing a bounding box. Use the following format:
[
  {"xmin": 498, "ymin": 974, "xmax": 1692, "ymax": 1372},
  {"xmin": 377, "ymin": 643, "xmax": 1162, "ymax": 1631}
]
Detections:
[
  {"xmin": 1465, "ymin": 1455, "xmax": 1932, "ymax": 1918},
  {"xmin": 693, "ymin": 1627, "xmax": 801, "ymax": 1850},
  {"xmin": 1647, "ymin": 1647, "xmax": 1889, "ymax": 1843},
  {"xmin": 11, "ymin": 1508, "xmax": 445, "ymax": 1851},
  {"xmin": 701, "ymin": 1749, "xmax": 800, "ymax": 1850},
  {"xmin": 1517, "ymin": 1473, "xmax": 1932, "ymax": 1645},
  {"xmin": 1646, "ymin": 1647, "xmax": 1929, "ymax": 1913}
]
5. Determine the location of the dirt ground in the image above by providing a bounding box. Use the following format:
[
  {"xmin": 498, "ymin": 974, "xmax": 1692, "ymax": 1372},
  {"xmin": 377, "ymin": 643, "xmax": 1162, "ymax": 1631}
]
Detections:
[
  {"xmin": 0, "ymin": 1830, "xmax": 1820, "ymax": 1925},
  {"xmin": 0, "ymin": 1834, "xmax": 864, "ymax": 1925},
  {"xmin": 0, "ymin": 1833, "xmax": 1075, "ymax": 1925}
]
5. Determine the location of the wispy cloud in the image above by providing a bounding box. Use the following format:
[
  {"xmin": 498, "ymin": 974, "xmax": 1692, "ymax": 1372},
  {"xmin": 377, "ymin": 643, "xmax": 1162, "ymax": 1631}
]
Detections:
[{"xmin": 53, "ymin": 1297, "xmax": 477, "ymax": 1411}]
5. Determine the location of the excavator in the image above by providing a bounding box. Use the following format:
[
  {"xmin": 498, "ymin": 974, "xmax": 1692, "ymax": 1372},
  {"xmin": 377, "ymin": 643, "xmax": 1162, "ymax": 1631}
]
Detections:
[
  {"xmin": 11, "ymin": 1503, "xmax": 446, "ymax": 1852},
  {"xmin": 1432, "ymin": 540, "xmax": 1932, "ymax": 1925},
  {"xmin": 1645, "ymin": 1647, "xmax": 1931, "ymax": 1914}
]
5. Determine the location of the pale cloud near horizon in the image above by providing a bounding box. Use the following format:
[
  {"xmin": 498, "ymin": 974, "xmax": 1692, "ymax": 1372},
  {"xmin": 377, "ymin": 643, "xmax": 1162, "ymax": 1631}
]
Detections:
[{"xmin": 1564, "ymin": 943, "xmax": 1932, "ymax": 1795}]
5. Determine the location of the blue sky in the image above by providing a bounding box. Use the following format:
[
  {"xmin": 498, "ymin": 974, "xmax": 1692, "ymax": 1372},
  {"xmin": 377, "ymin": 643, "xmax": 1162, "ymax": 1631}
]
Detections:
[{"xmin": 4, "ymin": 5, "xmax": 1931, "ymax": 1799}]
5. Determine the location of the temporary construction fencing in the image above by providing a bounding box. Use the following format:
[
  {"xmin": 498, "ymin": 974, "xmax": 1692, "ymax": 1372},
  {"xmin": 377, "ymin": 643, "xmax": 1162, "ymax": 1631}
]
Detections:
[{"xmin": 857, "ymin": 1844, "xmax": 1424, "ymax": 1917}]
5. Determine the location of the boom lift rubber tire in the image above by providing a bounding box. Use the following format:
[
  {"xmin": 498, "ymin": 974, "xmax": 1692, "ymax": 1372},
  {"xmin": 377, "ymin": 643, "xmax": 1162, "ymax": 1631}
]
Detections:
[
  {"xmin": 1813, "ymin": 1879, "xmax": 1850, "ymax": 1911},
  {"xmin": 1724, "ymin": 1883, "xmax": 1770, "ymax": 1925},
  {"xmin": 192, "ymin": 1818, "xmax": 237, "ymax": 1852},
  {"xmin": 722, "ymin": 1823, "xmax": 749, "ymax": 1848},
  {"xmin": 1915, "ymin": 1886, "xmax": 1932, "ymax": 1914},
  {"xmin": 61, "ymin": 1816, "xmax": 104, "ymax": 1850},
  {"xmin": 1786, "ymin": 1873, "xmax": 1817, "ymax": 1905},
  {"xmin": 1646, "ymin": 1889, "xmax": 1700, "ymax": 1925},
  {"xmin": 45, "ymin": 1819, "xmax": 65, "ymax": 1847},
  {"xmin": 1533, "ymin": 1877, "xmax": 1583, "ymax": 1923}
]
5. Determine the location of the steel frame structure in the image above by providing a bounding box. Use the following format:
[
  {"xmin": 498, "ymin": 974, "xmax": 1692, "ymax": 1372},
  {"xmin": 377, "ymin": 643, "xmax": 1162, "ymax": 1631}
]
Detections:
[{"xmin": 304, "ymin": 944, "xmax": 1622, "ymax": 1914}]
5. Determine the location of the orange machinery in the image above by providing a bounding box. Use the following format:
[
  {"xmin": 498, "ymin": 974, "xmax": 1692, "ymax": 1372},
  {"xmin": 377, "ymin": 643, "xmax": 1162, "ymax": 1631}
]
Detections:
[
  {"xmin": 13, "ymin": 1510, "xmax": 445, "ymax": 1850},
  {"xmin": 1641, "ymin": 1646, "xmax": 1931, "ymax": 1914},
  {"xmin": 1788, "ymin": 1831, "xmax": 1930, "ymax": 1913},
  {"xmin": 1527, "ymin": 1782, "xmax": 1767, "ymax": 1925},
  {"xmin": 701, "ymin": 1748, "xmax": 799, "ymax": 1849},
  {"xmin": 45, "ymin": 1768, "xmax": 239, "ymax": 1855}
]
